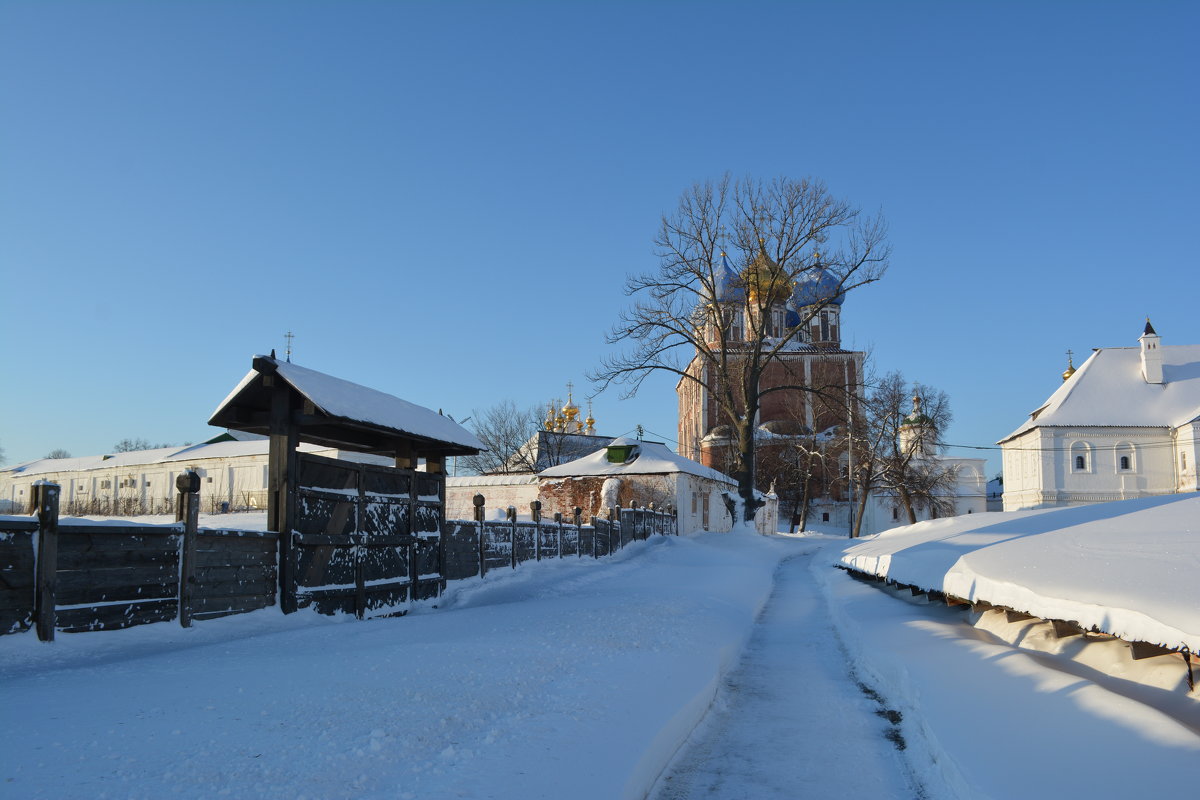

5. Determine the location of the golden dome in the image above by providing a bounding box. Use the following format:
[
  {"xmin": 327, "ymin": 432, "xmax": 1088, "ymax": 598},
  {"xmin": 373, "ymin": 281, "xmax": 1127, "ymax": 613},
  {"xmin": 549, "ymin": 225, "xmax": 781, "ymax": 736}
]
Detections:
[
  {"xmin": 1062, "ymin": 350, "xmax": 1076, "ymax": 382},
  {"xmin": 743, "ymin": 244, "xmax": 789, "ymax": 305}
]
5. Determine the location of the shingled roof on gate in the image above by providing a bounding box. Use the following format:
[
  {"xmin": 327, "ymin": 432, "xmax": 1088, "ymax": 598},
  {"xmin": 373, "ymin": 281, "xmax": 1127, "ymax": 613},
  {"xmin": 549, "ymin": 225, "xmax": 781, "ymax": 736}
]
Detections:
[{"xmin": 209, "ymin": 355, "xmax": 484, "ymax": 457}]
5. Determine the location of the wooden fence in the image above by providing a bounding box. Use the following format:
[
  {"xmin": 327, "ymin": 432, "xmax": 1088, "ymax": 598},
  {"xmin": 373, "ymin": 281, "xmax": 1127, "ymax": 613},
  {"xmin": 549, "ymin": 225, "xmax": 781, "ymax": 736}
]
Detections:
[
  {"xmin": 0, "ymin": 480, "xmax": 676, "ymax": 641},
  {"xmin": 0, "ymin": 480, "xmax": 277, "ymax": 640},
  {"xmin": 442, "ymin": 500, "xmax": 677, "ymax": 581}
]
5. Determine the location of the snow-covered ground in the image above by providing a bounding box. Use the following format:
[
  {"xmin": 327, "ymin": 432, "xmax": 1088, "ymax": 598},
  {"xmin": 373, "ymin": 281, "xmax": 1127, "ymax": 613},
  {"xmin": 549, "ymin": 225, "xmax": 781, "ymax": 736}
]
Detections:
[{"xmin": 3, "ymin": 512, "xmax": 1199, "ymax": 798}]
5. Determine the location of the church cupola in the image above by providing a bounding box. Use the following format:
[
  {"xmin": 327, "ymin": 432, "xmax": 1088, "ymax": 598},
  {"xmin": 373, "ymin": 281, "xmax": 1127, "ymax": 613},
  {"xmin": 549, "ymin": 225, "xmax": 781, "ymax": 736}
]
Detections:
[
  {"xmin": 1139, "ymin": 318, "xmax": 1163, "ymax": 384},
  {"xmin": 791, "ymin": 254, "xmax": 845, "ymax": 347},
  {"xmin": 899, "ymin": 393, "xmax": 936, "ymax": 458},
  {"xmin": 1061, "ymin": 350, "xmax": 1077, "ymax": 382},
  {"xmin": 744, "ymin": 241, "xmax": 790, "ymax": 338}
]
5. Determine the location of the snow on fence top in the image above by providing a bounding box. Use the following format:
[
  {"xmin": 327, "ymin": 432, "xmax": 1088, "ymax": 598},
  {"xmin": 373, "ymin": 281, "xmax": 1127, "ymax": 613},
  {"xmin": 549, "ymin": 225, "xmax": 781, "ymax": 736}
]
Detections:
[
  {"xmin": 838, "ymin": 492, "xmax": 1200, "ymax": 652},
  {"xmin": 210, "ymin": 355, "xmax": 484, "ymax": 454},
  {"xmin": 1001, "ymin": 344, "xmax": 1200, "ymax": 441}
]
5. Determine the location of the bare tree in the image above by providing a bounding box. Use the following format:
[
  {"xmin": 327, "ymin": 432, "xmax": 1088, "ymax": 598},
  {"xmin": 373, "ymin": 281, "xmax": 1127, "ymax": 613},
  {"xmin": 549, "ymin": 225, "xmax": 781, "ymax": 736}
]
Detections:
[
  {"xmin": 112, "ymin": 437, "xmax": 172, "ymax": 453},
  {"xmin": 592, "ymin": 174, "xmax": 889, "ymax": 522},
  {"xmin": 44, "ymin": 448, "xmax": 72, "ymax": 459},
  {"xmin": 457, "ymin": 400, "xmax": 542, "ymax": 475},
  {"xmin": 850, "ymin": 371, "xmax": 957, "ymax": 536}
]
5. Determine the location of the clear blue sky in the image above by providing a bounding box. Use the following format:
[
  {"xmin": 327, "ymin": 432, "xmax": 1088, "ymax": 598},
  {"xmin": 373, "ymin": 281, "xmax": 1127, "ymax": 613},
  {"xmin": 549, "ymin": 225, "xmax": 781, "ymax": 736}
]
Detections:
[{"xmin": 2, "ymin": 1, "xmax": 1197, "ymax": 478}]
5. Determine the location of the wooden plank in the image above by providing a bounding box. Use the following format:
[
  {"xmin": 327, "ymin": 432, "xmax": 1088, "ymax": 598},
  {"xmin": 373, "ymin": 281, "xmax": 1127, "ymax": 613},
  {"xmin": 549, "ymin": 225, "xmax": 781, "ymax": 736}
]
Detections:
[
  {"xmin": 58, "ymin": 532, "xmax": 180, "ymax": 553},
  {"xmin": 191, "ymin": 595, "xmax": 274, "ymax": 619},
  {"xmin": 0, "ymin": 568, "xmax": 35, "ymax": 590},
  {"xmin": 58, "ymin": 525, "xmax": 179, "ymax": 539},
  {"xmin": 195, "ymin": 549, "xmax": 274, "ymax": 568},
  {"xmin": 57, "ymin": 579, "xmax": 178, "ymax": 607},
  {"xmin": 1129, "ymin": 640, "xmax": 1177, "ymax": 660},
  {"xmin": 195, "ymin": 581, "xmax": 275, "ymax": 600},
  {"xmin": 1051, "ymin": 619, "xmax": 1084, "ymax": 638},
  {"xmin": 0, "ymin": 539, "xmax": 35, "ymax": 571},
  {"xmin": 196, "ymin": 534, "xmax": 278, "ymax": 551},
  {"xmin": 56, "ymin": 599, "xmax": 178, "ymax": 632},
  {"xmin": 194, "ymin": 565, "xmax": 277, "ymax": 583},
  {"xmin": 0, "ymin": 586, "xmax": 35, "ymax": 610},
  {"xmin": 57, "ymin": 547, "xmax": 177, "ymax": 570}
]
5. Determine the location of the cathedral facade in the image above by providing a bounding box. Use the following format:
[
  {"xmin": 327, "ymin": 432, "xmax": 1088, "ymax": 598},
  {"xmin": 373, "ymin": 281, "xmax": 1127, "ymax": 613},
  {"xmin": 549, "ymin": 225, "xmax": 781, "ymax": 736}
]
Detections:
[{"xmin": 676, "ymin": 251, "xmax": 864, "ymax": 523}]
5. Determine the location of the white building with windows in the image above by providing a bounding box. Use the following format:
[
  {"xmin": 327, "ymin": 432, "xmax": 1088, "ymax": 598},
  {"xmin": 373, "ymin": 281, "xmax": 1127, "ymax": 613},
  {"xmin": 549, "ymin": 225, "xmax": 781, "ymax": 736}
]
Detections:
[
  {"xmin": 0, "ymin": 432, "xmax": 392, "ymax": 516},
  {"xmin": 999, "ymin": 321, "xmax": 1200, "ymax": 511}
]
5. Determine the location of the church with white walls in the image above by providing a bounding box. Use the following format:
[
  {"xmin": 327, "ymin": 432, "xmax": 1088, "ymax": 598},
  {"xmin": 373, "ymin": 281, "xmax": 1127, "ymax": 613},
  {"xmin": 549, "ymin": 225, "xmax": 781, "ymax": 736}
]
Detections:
[{"xmin": 999, "ymin": 320, "xmax": 1200, "ymax": 510}]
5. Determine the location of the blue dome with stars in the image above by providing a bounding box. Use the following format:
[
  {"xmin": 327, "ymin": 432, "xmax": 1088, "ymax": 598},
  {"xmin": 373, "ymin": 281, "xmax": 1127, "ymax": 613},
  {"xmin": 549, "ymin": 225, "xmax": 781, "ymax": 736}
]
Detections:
[{"xmin": 792, "ymin": 266, "xmax": 845, "ymax": 307}]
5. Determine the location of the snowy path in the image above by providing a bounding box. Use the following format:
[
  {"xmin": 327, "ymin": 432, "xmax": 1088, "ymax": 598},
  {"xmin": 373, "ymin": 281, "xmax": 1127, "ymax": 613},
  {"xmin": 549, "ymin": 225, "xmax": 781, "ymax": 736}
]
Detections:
[{"xmin": 650, "ymin": 548, "xmax": 917, "ymax": 800}]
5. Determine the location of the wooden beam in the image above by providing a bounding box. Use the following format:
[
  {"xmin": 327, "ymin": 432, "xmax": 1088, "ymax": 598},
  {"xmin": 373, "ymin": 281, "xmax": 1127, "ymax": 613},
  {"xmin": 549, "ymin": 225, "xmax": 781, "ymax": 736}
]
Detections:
[
  {"xmin": 1129, "ymin": 640, "xmax": 1177, "ymax": 660},
  {"xmin": 1051, "ymin": 619, "xmax": 1084, "ymax": 638}
]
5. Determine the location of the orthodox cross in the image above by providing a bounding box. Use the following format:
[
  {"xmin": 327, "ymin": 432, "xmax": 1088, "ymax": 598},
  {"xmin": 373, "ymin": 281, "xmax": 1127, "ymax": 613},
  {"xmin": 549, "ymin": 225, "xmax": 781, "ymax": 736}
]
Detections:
[{"xmin": 284, "ymin": 331, "xmax": 295, "ymax": 362}]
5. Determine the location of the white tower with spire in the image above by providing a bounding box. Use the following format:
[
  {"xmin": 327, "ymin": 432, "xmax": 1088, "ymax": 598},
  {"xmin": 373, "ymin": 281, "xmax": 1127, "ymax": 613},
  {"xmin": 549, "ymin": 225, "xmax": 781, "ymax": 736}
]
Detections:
[{"xmin": 1139, "ymin": 318, "xmax": 1163, "ymax": 384}]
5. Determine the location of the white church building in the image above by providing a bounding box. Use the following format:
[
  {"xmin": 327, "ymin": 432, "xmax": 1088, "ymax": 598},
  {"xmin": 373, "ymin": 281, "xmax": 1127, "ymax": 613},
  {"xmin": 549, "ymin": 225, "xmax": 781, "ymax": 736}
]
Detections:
[{"xmin": 999, "ymin": 320, "xmax": 1200, "ymax": 511}]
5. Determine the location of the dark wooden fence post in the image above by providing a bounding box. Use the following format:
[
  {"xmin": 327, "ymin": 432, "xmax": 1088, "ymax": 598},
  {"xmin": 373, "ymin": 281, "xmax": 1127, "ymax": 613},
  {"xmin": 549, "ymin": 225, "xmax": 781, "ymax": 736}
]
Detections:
[
  {"xmin": 573, "ymin": 507, "xmax": 582, "ymax": 557},
  {"xmin": 553, "ymin": 512, "xmax": 563, "ymax": 558},
  {"xmin": 177, "ymin": 471, "xmax": 201, "ymax": 628},
  {"xmin": 33, "ymin": 481, "xmax": 60, "ymax": 643},
  {"xmin": 530, "ymin": 501, "xmax": 542, "ymax": 561},
  {"xmin": 507, "ymin": 506, "xmax": 518, "ymax": 569},
  {"xmin": 473, "ymin": 493, "xmax": 486, "ymax": 578},
  {"xmin": 608, "ymin": 506, "xmax": 617, "ymax": 553}
]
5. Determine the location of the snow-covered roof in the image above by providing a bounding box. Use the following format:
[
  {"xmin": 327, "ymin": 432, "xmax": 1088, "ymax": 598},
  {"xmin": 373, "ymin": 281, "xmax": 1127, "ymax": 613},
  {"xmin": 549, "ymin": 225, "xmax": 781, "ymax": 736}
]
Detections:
[
  {"xmin": 210, "ymin": 356, "xmax": 483, "ymax": 454},
  {"xmin": 839, "ymin": 492, "xmax": 1200, "ymax": 652},
  {"xmin": 538, "ymin": 441, "xmax": 736, "ymax": 484},
  {"xmin": 1000, "ymin": 344, "xmax": 1200, "ymax": 442},
  {"xmin": 0, "ymin": 440, "xmax": 349, "ymax": 478}
]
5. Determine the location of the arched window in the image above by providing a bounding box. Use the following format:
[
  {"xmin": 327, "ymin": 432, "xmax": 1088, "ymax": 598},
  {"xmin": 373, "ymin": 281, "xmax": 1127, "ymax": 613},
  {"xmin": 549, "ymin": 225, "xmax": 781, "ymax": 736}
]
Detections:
[
  {"xmin": 1115, "ymin": 442, "xmax": 1135, "ymax": 473},
  {"xmin": 1070, "ymin": 441, "xmax": 1092, "ymax": 473}
]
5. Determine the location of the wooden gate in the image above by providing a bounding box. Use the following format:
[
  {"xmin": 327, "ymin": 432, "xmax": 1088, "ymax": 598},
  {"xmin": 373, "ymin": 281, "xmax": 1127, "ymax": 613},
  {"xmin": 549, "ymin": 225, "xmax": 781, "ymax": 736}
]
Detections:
[{"xmin": 287, "ymin": 453, "xmax": 443, "ymax": 617}]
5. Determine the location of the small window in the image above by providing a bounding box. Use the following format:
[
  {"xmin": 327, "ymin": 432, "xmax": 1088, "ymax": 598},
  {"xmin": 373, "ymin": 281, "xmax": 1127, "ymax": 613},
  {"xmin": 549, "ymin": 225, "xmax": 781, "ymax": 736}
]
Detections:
[
  {"xmin": 892, "ymin": 507, "xmax": 899, "ymax": 520},
  {"xmin": 1070, "ymin": 441, "xmax": 1091, "ymax": 473},
  {"xmin": 822, "ymin": 512, "xmax": 830, "ymax": 522},
  {"xmin": 1119, "ymin": 456, "xmax": 1130, "ymax": 471},
  {"xmin": 1183, "ymin": 452, "xmax": 1188, "ymax": 471}
]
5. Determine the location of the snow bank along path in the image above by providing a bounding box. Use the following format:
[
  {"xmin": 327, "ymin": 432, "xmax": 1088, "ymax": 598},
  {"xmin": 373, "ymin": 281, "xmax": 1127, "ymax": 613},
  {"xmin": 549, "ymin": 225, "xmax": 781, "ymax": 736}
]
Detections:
[
  {"xmin": 815, "ymin": 543, "xmax": 1200, "ymax": 798},
  {"xmin": 0, "ymin": 531, "xmax": 790, "ymax": 800},
  {"xmin": 838, "ymin": 493, "xmax": 1200, "ymax": 653}
]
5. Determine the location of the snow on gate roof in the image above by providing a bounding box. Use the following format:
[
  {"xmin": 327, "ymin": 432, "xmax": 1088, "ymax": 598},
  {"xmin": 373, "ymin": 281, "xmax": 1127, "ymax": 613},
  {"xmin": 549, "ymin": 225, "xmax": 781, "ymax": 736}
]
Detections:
[
  {"xmin": 209, "ymin": 355, "xmax": 483, "ymax": 456},
  {"xmin": 538, "ymin": 439, "xmax": 736, "ymax": 484}
]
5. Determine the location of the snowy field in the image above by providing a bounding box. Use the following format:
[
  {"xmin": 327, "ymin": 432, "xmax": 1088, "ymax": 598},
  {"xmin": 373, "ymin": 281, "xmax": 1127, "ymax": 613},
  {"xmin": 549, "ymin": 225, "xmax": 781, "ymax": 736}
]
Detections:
[{"xmin": 3, "ymin": 514, "xmax": 1199, "ymax": 798}]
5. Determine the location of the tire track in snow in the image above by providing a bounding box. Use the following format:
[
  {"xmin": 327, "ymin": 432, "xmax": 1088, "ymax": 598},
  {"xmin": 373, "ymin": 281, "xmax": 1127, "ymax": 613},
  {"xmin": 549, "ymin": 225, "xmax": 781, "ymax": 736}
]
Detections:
[{"xmin": 649, "ymin": 549, "xmax": 921, "ymax": 799}]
